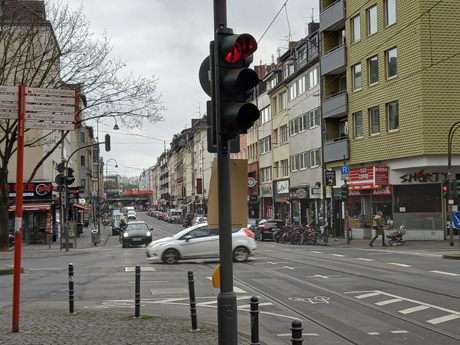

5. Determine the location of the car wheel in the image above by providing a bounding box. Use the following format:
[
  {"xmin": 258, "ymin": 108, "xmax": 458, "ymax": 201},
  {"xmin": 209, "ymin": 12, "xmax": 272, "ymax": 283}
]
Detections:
[
  {"xmin": 233, "ymin": 246, "xmax": 249, "ymax": 262},
  {"xmin": 162, "ymin": 249, "xmax": 179, "ymax": 264}
]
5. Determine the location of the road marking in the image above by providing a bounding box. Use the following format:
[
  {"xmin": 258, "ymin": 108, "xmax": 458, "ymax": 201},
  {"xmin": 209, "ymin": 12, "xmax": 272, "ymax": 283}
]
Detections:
[
  {"xmin": 282, "ymin": 266, "xmax": 295, "ymax": 270},
  {"xmin": 355, "ymin": 292, "xmax": 381, "ymax": 299},
  {"xmin": 125, "ymin": 266, "xmax": 156, "ymax": 272},
  {"xmin": 391, "ymin": 330, "xmax": 409, "ymax": 334},
  {"xmin": 399, "ymin": 305, "xmax": 430, "ymax": 314},
  {"xmin": 367, "ymin": 332, "xmax": 380, "ymax": 335},
  {"xmin": 375, "ymin": 299, "xmax": 403, "ymax": 306},
  {"xmin": 430, "ymin": 270, "xmax": 460, "ymax": 276},
  {"xmin": 388, "ymin": 263, "xmax": 412, "ymax": 267},
  {"xmin": 266, "ymin": 261, "xmax": 288, "ymax": 265},
  {"xmin": 330, "ymin": 254, "xmax": 345, "ymax": 257},
  {"xmin": 234, "ymin": 286, "xmax": 246, "ymax": 293},
  {"xmin": 356, "ymin": 258, "xmax": 375, "ymax": 261},
  {"xmin": 277, "ymin": 333, "xmax": 319, "ymax": 337},
  {"xmin": 427, "ymin": 314, "xmax": 460, "ymax": 325},
  {"xmin": 309, "ymin": 251, "xmax": 323, "ymax": 254},
  {"xmin": 305, "ymin": 274, "xmax": 341, "ymax": 279}
]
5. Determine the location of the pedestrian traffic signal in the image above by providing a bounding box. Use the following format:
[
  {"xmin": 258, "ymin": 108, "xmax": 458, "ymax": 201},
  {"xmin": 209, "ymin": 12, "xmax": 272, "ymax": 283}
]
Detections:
[
  {"xmin": 341, "ymin": 184, "xmax": 349, "ymax": 200},
  {"xmin": 66, "ymin": 167, "xmax": 75, "ymax": 186},
  {"xmin": 452, "ymin": 179, "xmax": 458, "ymax": 198},
  {"xmin": 442, "ymin": 179, "xmax": 450, "ymax": 199},
  {"xmin": 215, "ymin": 28, "xmax": 260, "ymax": 141}
]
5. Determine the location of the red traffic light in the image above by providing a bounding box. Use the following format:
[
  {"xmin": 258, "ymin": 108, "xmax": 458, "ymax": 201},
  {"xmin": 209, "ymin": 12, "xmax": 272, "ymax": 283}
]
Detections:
[
  {"xmin": 221, "ymin": 34, "xmax": 257, "ymax": 64},
  {"xmin": 443, "ymin": 186, "xmax": 448, "ymax": 192}
]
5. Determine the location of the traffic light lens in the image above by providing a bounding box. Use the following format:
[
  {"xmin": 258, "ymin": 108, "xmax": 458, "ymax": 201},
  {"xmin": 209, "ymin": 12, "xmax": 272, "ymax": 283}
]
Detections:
[{"xmin": 224, "ymin": 34, "xmax": 257, "ymax": 63}]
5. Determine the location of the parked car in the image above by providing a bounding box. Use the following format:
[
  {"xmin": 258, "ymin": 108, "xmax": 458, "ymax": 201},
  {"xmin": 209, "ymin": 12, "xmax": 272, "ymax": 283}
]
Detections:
[
  {"xmin": 247, "ymin": 218, "xmax": 261, "ymax": 231},
  {"xmin": 192, "ymin": 215, "xmax": 207, "ymax": 226},
  {"xmin": 146, "ymin": 223, "xmax": 256, "ymax": 264},
  {"xmin": 183, "ymin": 213, "xmax": 195, "ymax": 227},
  {"xmin": 254, "ymin": 219, "xmax": 285, "ymax": 241},
  {"xmin": 121, "ymin": 221, "xmax": 153, "ymax": 248}
]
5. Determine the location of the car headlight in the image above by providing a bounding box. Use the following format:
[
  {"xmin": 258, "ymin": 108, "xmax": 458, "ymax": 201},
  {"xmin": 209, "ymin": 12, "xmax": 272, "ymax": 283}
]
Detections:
[
  {"xmin": 123, "ymin": 232, "xmax": 128, "ymax": 238},
  {"xmin": 146, "ymin": 231, "xmax": 151, "ymax": 237},
  {"xmin": 149, "ymin": 242, "xmax": 165, "ymax": 248}
]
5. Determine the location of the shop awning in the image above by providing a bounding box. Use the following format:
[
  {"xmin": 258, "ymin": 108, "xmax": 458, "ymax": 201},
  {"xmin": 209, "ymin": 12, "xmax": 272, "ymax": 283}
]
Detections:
[
  {"xmin": 73, "ymin": 203, "xmax": 88, "ymax": 210},
  {"xmin": 9, "ymin": 204, "xmax": 51, "ymax": 211}
]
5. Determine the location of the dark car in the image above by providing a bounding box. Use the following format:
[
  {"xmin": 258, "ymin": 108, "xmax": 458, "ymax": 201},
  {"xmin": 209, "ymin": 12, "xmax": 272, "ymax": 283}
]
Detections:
[
  {"xmin": 183, "ymin": 213, "xmax": 195, "ymax": 227},
  {"xmin": 254, "ymin": 219, "xmax": 285, "ymax": 241},
  {"xmin": 121, "ymin": 221, "xmax": 153, "ymax": 248},
  {"xmin": 247, "ymin": 218, "xmax": 260, "ymax": 231}
]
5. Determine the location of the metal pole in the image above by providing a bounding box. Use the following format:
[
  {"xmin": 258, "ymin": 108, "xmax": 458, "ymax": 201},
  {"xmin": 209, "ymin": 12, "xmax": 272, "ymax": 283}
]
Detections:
[
  {"xmin": 249, "ymin": 296, "xmax": 260, "ymax": 345},
  {"xmin": 290, "ymin": 320, "xmax": 303, "ymax": 344},
  {"xmin": 68, "ymin": 263, "xmax": 75, "ymax": 314},
  {"xmin": 134, "ymin": 265, "xmax": 141, "ymax": 318},
  {"xmin": 448, "ymin": 171, "xmax": 454, "ymax": 246},
  {"xmin": 187, "ymin": 271, "xmax": 199, "ymax": 331},
  {"xmin": 344, "ymin": 156, "xmax": 350, "ymax": 244}
]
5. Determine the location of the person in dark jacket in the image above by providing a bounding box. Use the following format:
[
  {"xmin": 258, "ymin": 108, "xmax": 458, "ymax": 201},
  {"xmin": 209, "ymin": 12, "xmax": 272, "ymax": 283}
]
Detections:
[{"xmin": 369, "ymin": 211, "xmax": 387, "ymax": 247}]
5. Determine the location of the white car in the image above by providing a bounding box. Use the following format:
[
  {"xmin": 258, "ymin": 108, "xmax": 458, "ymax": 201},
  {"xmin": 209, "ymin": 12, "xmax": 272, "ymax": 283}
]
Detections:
[
  {"xmin": 127, "ymin": 210, "xmax": 137, "ymax": 220},
  {"xmin": 146, "ymin": 223, "xmax": 256, "ymax": 264}
]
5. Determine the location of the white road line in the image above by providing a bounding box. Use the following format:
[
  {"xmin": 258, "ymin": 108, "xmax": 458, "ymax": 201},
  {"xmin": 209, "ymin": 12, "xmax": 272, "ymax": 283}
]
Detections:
[
  {"xmin": 356, "ymin": 258, "xmax": 375, "ymax": 261},
  {"xmin": 391, "ymin": 330, "xmax": 409, "ymax": 334},
  {"xmin": 125, "ymin": 266, "xmax": 156, "ymax": 272},
  {"xmin": 234, "ymin": 286, "xmax": 246, "ymax": 293},
  {"xmin": 388, "ymin": 263, "xmax": 412, "ymax": 267},
  {"xmin": 309, "ymin": 251, "xmax": 323, "ymax": 254},
  {"xmin": 375, "ymin": 299, "xmax": 403, "ymax": 306},
  {"xmin": 427, "ymin": 314, "xmax": 460, "ymax": 325},
  {"xmin": 367, "ymin": 332, "xmax": 380, "ymax": 335},
  {"xmin": 330, "ymin": 254, "xmax": 345, "ymax": 257},
  {"xmin": 399, "ymin": 305, "xmax": 430, "ymax": 314},
  {"xmin": 277, "ymin": 333, "xmax": 319, "ymax": 337},
  {"xmin": 430, "ymin": 270, "xmax": 460, "ymax": 276},
  {"xmin": 355, "ymin": 292, "xmax": 381, "ymax": 299}
]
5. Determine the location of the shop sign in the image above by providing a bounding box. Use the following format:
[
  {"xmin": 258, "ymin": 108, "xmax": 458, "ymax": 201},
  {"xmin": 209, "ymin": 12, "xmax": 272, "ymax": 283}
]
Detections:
[
  {"xmin": 349, "ymin": 165, "xmax": 389, "ymax": 185},
  {"xmin": 276, "ymin": 180, "xmax": 289, "ymax": 194},
  {"xmin": 399, "ymin": 169, "xmax": 446, "ymax": 183},
  {"xmin": 260, "ymin": 184, "xmax": 272, "ymax": 197},
  {"xmin": 348, "ymin": 184, "xmax": 382, "ymax": 190},
  {"xmin": 247, "ymin": 177, "xmax": 257, "ymax": 188},
  {"xmin": 7, "ymin": 182, "xmax": 53, "ymax": 200},
  {"xmin": 248, "ymin": 195, "xmax": 259, "ymax": 203},
  {"xmin": 325, "ymin": 171, "xmax": 336, "ymax": 186},
  {"xmin": 349, "ymin": 189, "xmax": 362, "ymax": 196},
  {"xmin": 371, "ymin": 186, "xmax": 393, "ymax": 195}
]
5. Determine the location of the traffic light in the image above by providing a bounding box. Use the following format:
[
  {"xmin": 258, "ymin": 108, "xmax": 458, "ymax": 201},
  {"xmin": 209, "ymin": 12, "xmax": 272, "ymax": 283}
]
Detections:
[
  {"xmin": 341, "ymin": 184, "xmax": 349, "ymax": 200},
  {"xmin": 55, "ymin": 173, "xmax": 65, "ymax": 186},
  {"xmin": 452, "ymin": 179, "xmax": 458, "ymax": 198},
  {"xmin": 442, "ymin": 179, "xmax": 450, "ymax": 199},
  {"xmin": 66, "ymin": 167, "xmax": 75, "ymax": 186},
  {"xmin": 105, "ymin": 134, "xmax": 111, "ymax": 152},
  {"xmin": 215, "ymin": 28, "xmax": 260, "ymax": 141}
]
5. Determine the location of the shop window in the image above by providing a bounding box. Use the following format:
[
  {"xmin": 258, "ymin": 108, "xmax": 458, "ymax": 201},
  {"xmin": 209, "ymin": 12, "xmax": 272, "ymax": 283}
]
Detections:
[{"xmin": 393, "ymin": 184, "xmax": 441, "ymax": 213}]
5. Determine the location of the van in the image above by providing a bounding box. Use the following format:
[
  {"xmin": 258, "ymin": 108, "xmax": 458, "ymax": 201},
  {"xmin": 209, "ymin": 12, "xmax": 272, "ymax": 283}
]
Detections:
[
  {"xmin": 122, "ymin": 206, "xmax": 135, "ymax": 216},
  {"xmin": 168, "ymin": 209, "xmax": 182, "ymax": 223}
]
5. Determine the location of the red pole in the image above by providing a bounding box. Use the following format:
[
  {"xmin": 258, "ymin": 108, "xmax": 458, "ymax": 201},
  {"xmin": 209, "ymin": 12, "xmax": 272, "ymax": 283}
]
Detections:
[{"xmin": 12, "ymin": 85, "xmax": 25, "ymax": 332}]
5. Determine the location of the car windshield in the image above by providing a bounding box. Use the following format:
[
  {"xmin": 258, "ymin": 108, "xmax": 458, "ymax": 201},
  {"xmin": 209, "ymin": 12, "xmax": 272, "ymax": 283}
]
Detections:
[
  {"xmin": 267, "ymin": 221, "xmax": 284, "ymax": 227},
  {"xmin": 126, "ymin": 223, "xmax": 149, "ymax": 231}
]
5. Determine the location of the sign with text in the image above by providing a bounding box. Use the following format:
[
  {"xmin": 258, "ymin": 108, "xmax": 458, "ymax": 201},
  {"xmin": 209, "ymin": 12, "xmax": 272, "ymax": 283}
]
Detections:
[{"xmin": 25, "ymin": 121, "xmax": 75, "ymax": 131}]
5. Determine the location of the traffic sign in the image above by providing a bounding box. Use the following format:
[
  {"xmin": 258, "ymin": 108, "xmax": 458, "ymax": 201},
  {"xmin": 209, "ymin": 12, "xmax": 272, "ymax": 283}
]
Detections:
[
  {"xmin": 25, "ymin": 103, "xmax": 76, "ymax": 114},
  {"xmin": 0, "ymin": 94, "xmax": 18, "ymax": 102},
  {"xmin": 341, "ymin": 165, "xmax": 349, "ymax": 174},
  {"xmin": 25, "ymin": 95, "xmax": 77, "ymax": 105},
  {"xmin": 25, "ymin": 113, "xmax": 75, "ymax": 122},
  {"xmin": 0, "ymin": 85, "xmax": 19, "ymax": 93},
  {"xmin": 25, "ymin": 86, "xmax": 76, "ymax": 97},
  {"xmin": 453, "ymin": 211, "xmax": 460, "ymax": 229},
  {"xmin": 0, "ymin": 112, "xmax": 18, "ymax": 120},
  {"xmin": 25, "ymin": 122, "xmax": 75, "ymax": 131},
  {"xmin": 0, "ymin": 103, "xmax": 18, "ymax": 111}
]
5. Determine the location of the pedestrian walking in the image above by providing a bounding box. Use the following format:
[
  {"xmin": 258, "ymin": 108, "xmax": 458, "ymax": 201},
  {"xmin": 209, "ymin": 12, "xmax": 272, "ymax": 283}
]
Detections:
[{"xmin": 369, "ymin": 211, "xmax": 387, "ymax": 247}]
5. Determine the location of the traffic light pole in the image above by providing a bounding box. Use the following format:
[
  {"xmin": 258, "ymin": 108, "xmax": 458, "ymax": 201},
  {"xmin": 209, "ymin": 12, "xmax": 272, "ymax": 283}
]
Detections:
[{"xmin": 448, "ymin": 171, "xmax": 454, "ymax": 246}]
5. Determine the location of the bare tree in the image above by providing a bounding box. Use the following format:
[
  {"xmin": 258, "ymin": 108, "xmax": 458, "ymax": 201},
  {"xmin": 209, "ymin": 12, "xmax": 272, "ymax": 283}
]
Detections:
[{"xmin": 0, "ymin": 1, "xmax": 165, "ymax": 251}]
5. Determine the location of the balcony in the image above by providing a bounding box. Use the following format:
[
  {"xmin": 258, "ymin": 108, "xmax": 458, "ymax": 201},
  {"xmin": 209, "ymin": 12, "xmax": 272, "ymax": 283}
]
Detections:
[
  {"xmin": 322, "ymin": 91, "xmax": 347, "ymax": 119},
  {"xmin": 323, "ymin": 137, "xmax": 349, "ymax": 163},
  {"xmin": 320, "ymin": 0, "xmax": 346, "ymax": 32},
  {"xmin": 321, "ymin": 44, "xmax": 346, "ymax": 75}
]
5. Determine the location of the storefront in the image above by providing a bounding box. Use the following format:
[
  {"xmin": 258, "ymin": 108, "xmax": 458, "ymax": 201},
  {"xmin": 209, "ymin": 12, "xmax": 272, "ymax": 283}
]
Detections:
[
  {"xmin": 289, "ymin": 186, "xmax": 309, "ymax": 225},
  {"xmin": 260, "ymin": 184, "xmax": 273, "ymax": 219},
  {"xmin": 274, "ymin": 180, "xmax": 290, "ymax": 223},
  {"xmin": 8, "ymin": 182, "xmax": 57, "ymax": 243}
]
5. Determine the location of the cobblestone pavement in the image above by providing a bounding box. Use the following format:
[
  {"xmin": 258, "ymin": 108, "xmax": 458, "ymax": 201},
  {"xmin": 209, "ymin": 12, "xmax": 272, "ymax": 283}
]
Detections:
[{"xmin": 0, "ymin": 309, "xmax": 251, "ymax": 345}]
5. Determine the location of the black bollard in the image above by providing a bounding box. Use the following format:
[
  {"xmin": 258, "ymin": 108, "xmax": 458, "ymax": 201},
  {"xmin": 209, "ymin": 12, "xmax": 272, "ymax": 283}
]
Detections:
[
  {"xmin": 134, "ymin": 265, "xmax": 141, "ymax": 318},
  {"xmin": 68, "ymin": 263, "xmax": 75, "ymax": 314},
  {"xmin": 187, "ymin": 271, "xmax": 199, "ymax": 331},
  {"xmin": 250, "ymin": 296, "xmax": 260, "ymax": 345},
  {"xmin": 291, "ymin": 319, "xmax": 303, "ymax": 344}
]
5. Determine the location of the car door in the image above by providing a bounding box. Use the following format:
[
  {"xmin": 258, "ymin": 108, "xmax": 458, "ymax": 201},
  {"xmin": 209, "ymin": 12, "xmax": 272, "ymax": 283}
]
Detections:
[{"xmin": 178, "ymin": 226, "xmax": 218, "ymax": 259}]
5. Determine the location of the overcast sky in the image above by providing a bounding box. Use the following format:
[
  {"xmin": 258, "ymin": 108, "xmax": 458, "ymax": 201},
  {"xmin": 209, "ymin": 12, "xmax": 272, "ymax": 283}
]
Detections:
[{"xmin": 61, "ymin": 0, "xmax": 319, "ymax": 178}]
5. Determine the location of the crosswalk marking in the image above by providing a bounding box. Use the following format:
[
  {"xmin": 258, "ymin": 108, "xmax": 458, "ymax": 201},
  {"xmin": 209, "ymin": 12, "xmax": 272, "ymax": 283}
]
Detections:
[
  {"xmin": 427, "ymin": 314, "xmax": 460, "ymax": 325},
  {"xmin": 399, "ymin": 305, "xmax": 430, "ymax": 314},
  {"xmin": 388, "ymin": 263, "xmax": 412, "ymax": 267},
  {"xmin": 330, "ymin": 254, "xmax": 345, "ymax": 257},
  {"xmin": 375, "ymin": 298, "xmax": 402, "ymax": 306},
  {"xmin": 356, "ymin": 258, "xmax": 375, "ymax": 261},
  {"xmin": 430, "ymin": 270, "xmax": 460, "ymax": 277},
  {"xmin": 355, "ymin": 292, "xmax": 381, "ymax": 299},
  {"xmin": 391, "ymin": 330, "xmax": 409, "ymax": 334}
]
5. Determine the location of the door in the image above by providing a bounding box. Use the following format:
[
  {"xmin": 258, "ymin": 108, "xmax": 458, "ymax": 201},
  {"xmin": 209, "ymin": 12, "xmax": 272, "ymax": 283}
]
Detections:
[{"xmin": 178, "ymin": 226, "xmax": 219, "ymax": 259}]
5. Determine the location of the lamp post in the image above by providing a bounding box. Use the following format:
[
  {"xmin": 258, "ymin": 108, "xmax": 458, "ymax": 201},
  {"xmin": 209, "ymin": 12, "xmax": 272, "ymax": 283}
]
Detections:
[{"xmin": 105, "ymin": 159, "xmax": 118, "ymax": 212}]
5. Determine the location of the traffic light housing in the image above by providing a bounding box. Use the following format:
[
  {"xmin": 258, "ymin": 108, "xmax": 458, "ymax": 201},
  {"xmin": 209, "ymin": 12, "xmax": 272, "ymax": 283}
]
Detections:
[
  {"xmin": 341, "ymin": 184, "xmax": 349, "ymax": 200},
  {"xmin": 452, "ymin": 179, "xmax": 458, "ymax": 198},
  {"xmin": 442, "ymin": 179, "xmax": 450, "ymax": 199},
  {"xmin": 215, "ymin": 28, "xmax": 260, "ymax": 141},
  {"xmin": 66, "ymin": 167, "xmax": 75, "ymax": 186},
  {"xmin": 55, "ymin": 173, "xmax": 65, "ymax": 186},
  {"xmin": 105, "ymin": 133, "xmax": 111, "ymax": 152}
]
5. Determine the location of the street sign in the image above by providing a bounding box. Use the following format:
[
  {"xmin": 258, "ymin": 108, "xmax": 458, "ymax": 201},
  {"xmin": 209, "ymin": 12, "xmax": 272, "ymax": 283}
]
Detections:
[
  {"xmin": 24, "ymin": 113, "xmax": 75, "ymax": 122},
  {"xmin": 25, "ymin": 95, "xmax": 77, "ymax": 105},
  {"xmin": 0, "ymin": 103, "xmax": 18, "ymax": 111},
  {"xmin": 0, "ymin": 85, "xmax": 19, "ymax": 93},
  {"xmin": 341, "ymin": 165, "xmax": 349, "ymax": 174},
  {"xmin": 325, "ymin": 171, "xmax": 336, "ymax": 186},
  {"xmin": 25, "ymin": 121, "xmax": 75, "ymax": 131},
  {"xmin": 0, "ymin": 94, "xmax": 18, "ymax": 102},
  {"xmin": 341, "ymin": 173, "xmax": 349, "ymax": 180},
  {"xmin": 25, "ymin": 103, "xmax": 76, "ymax": 114},
  {"xmin": 0, "ymin": 112, "xmax": 18, "ymax": 120},
  {"xmin": 25, "ymin": 86, "xmax": 76, "ymax": 97},
  {"xmin": 453, "ymin": 211, "xmax": 460, "ymax": 229}
]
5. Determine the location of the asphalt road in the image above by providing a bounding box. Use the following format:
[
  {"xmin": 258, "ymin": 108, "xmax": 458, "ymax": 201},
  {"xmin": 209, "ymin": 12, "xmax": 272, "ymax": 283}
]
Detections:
[{"xmin": 1, "ymin": 211, "xmax": 459, "ymax": 344}]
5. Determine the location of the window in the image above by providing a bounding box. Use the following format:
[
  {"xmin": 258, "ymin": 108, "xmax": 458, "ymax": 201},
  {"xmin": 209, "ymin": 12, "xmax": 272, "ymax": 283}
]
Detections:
[
  {"xmin": 298, "ymin": 48, "xmax": 306, "ymax": 62},
  {"xmin": 80, "ymin": 132, "xmax": 85, "ymax": 143},
  {"xmin": 369, "ymin": 107, "xmax": 380, "ymax": 135},
  {"xmin": 281, "ymin": 125, "xmax": 288, "ymax": 143},
  {"xmin": 386, "ymin": 47, "xmax": 398, "ymax": 78},
  {"xmin": 309, "ymin": 108, "xmax": 319, "ymax": 128},
  {"xmin": 260, "ymin": 167, "xmax": 272, "ymax": 183},
  {"xmin": 280, "ymin": 92, "xmax": 287, "ymax": 110},
  {"xmin": 299, "ymin": 152, "xmax": 308, "ymax": 170},
  {"xmin": 273, "ymin": 128, "xmax": 278, "ymax": 145},
  {"xmin": 260, "ymin": 106, "xmax": 271, "ymax": 124},
  {"xmin": 339, "ymin": 120, "xmax": 348, "ymax": 137},
  {"xmin": 298, "ymin": 77, "xmax": 305, "ymax": 95},
  {"xmin": 80, "ymin": 179, "xmax": 86, "ymax": 188},
  {"xmin": 289, "ymin": 84, "xmax": 297, "ymax": 101},
  {"xmin": 282, "ymin": 160, "xmax": 289, "ymax": 177},
  {"xmin": 299, "ymin": 113, "xmax": 308, "ymax": 132},
  {"xmin": 273, "ymin": 162, "xmax": 279, "ymax": 179},
  {"xmin": 80, "ymin": 155, "xmax": 85, "ymax": 167},
  {"xmin": 368, "ymin": 56, "xmax": 379, "ymax": 85},
  {"xmin": 367, "ymin": 5, "xmax": 377, "ymax": 35},
  {"xmin": 353, "ymin": 64, "xmax": 362, "ymax": 91},
  {"xmin": 308, "ymin": 68, "xmax": 318, "ymax": 89},
  {"xmin": 387, "ymin": 101, "xmax": 399, "ymax": 131},
  {"xmin": 385, "ymin": 0, "xmax": 396, "ymax": 26},
  {"xmin": 351, "ymin": 15, "xmax": 361, "ymax": 43},
  {"xmin": 272, "ymin": 98, "xmax": 277, "ymax": 114},
  {"xmin": 354, "ymin": 112, "xmax": 363, "ymax": 138},
  {"xmin": 310, "ymin": 149, "xmax": 321, "ymax": 168},
  {"xmin": 290, "ymin": 155, "xmax": 299, "ymax": 172},
  {"xmin": 259, "ymin": 136, "xmax": 271, "ymax": 154},
  {"xmin": 289, "ymin": 118, "xmax": 298, "ymax": 136}
]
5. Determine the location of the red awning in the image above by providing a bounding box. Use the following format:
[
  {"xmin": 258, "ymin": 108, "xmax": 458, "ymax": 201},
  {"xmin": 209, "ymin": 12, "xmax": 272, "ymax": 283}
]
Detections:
[{"xmin": 9, "ymin": 204, "xmax": 51, "ymax": 211}]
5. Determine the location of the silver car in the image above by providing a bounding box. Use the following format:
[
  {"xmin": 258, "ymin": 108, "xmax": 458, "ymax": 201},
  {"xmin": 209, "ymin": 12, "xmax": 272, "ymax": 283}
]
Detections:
[{"xmin": 146, "ymin": 223, "xmax": 256, "ymax": 264}]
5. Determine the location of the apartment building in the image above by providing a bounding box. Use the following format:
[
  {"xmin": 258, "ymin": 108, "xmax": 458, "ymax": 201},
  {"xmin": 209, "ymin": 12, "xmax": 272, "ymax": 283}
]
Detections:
[{"xmin": 320, "ymin": 0, "xmax": 460, "ymax": 239}]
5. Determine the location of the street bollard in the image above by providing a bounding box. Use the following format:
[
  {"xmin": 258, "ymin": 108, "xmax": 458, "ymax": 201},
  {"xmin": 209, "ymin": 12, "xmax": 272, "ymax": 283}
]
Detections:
[
  {"xmin": 291, "ymin": 319, "xmax": 303, "ymax": 344},
  {"xmin": 134, "ymin": 265, "xmax": 141, "ymax": 318},
  {"xmin": 68, "ymin": 263, "xmax": 75, "ymax": 314},
  {"xmin": 250, "ymin": 296, "xmax": 260, "ymax": 345},
  {"xmin": 187, "ymin": 271, "xmax": 199, "ymax": 331}
]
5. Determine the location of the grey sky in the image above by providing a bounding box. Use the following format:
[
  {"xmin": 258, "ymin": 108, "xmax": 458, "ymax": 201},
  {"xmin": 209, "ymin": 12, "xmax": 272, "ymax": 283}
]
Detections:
[{"xmin": 61, "ymin": 0, "xmax": 319, "ymax": 177}]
